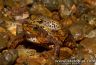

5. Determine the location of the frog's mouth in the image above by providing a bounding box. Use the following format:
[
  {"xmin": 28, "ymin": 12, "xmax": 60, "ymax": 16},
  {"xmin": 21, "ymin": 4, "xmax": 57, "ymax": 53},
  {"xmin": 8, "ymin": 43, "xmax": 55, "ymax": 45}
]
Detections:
[{"xmin": 19, "ymin": 39, "xmax": 50, "ymax": 52}]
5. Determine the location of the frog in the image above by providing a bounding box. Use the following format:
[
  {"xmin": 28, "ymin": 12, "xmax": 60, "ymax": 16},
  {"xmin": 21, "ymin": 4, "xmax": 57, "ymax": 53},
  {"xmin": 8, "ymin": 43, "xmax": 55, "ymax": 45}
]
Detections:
[{"xmin": 8, "ymin": 15, "xmax": 76, "ymax": 60}]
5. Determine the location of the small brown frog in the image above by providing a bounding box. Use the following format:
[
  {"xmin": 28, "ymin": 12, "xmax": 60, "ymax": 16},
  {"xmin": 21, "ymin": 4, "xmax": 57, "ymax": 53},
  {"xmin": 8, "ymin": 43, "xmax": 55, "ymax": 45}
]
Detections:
[{"xmin": 8, "ymin": 15, "xmax": 76, "ymax": 60}]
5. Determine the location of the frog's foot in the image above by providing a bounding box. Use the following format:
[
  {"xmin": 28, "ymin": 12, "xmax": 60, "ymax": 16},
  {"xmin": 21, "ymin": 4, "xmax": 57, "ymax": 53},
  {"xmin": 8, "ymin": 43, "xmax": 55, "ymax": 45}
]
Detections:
[
  {"xmin": 63, "ymin": 30, "xmax": 77, "ymax": 49},
  {"xmin": 8, "ymin": 34, "xmax": 24, "ymax": 49}
]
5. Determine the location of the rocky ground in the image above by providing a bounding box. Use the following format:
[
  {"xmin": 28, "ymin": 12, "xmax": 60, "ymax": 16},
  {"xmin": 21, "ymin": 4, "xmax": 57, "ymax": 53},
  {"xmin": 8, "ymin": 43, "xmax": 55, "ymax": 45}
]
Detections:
[{"xmin": 0, "ymin": 0, "xmax": 96, "ymax": 65}]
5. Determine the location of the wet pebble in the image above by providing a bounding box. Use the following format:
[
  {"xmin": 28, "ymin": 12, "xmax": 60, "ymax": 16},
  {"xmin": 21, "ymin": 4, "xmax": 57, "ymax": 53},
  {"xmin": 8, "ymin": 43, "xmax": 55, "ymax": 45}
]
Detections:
[
  {"xmin": 85, "ymin": 29, "xmax": 96, "ymax": 38},
  {"xmin": 0, "ymin": 49, "xmax": 18, "ymax": 65},
  {"xmin": 0, "ymin": 27, "xmax": 10, "ymax": 51},
  {"xmin": 69, "ymin": 23, "xmax": 93, "ymax": 41},
  {"xmin": 80, "ymin": 38, "xmax": 96, "ymax": 54}
]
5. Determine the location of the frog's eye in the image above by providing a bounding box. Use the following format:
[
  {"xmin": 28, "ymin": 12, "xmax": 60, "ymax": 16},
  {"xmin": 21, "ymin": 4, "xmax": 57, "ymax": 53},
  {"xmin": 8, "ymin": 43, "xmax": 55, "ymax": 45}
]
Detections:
[
  {"xmin": 37, "ymin": 20, "xmax": 43, "ymax": 24},
  {"xmin": 33, "ymin": 27, "xmax": 38, "ymax": 30}
]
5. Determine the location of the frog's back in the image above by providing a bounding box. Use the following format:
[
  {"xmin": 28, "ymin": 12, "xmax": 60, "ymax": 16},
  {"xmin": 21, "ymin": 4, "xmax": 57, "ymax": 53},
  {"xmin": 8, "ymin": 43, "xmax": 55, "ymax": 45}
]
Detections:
[
  {"xmin": 31, "ymin": 15, "xmax": 61, "ymax": 30},
  {"xmin": 30, "ymin": 15, "xmax": 68, "ymax": 41}
]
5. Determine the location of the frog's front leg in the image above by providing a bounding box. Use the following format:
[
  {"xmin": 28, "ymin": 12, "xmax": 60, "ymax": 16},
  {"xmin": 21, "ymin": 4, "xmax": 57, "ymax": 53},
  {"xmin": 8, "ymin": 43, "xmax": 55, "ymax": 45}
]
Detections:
[
  {"xmin": 54, "ymin": 42, "xmax": 61, "ymax": 62},
  {"xmin": 48, "ymin": 36, "xmax": 62, "ymax": 60},
  {"xmin": 8, "ymin": 33, "xmax": 25, "ymax": 49},
  {"xmin": 47, "ymin": 36, "xmax": 62, "ymax": 65}
]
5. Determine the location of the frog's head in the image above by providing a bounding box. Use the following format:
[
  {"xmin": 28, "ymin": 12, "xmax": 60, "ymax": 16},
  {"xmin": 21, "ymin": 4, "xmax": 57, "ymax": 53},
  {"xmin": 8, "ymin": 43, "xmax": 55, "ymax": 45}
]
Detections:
[
  {"xmin": 23, "ymin": 23, "xmax": 41, "ymax": 36},
  {"xmin": 23, "ymin": 22, "xmax": 48, "ymax": 43}
]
